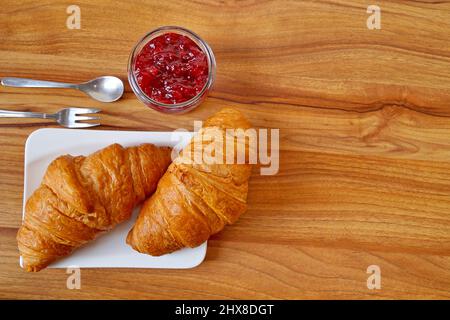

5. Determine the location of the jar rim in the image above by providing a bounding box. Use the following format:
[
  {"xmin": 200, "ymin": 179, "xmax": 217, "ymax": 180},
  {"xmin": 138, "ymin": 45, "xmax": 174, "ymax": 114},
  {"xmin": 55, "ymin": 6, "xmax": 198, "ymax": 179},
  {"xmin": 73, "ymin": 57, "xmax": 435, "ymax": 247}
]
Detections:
[{"xmin": 128, "ymin": 26, "xmax": 216, "ymax": 110}]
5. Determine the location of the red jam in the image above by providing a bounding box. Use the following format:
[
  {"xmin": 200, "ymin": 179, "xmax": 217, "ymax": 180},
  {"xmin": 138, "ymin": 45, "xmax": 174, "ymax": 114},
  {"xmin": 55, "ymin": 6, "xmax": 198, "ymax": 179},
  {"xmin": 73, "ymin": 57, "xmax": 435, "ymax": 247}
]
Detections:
[{"xmin": 134, "ymin": 32, "xmax": 209, "ymax": 104}]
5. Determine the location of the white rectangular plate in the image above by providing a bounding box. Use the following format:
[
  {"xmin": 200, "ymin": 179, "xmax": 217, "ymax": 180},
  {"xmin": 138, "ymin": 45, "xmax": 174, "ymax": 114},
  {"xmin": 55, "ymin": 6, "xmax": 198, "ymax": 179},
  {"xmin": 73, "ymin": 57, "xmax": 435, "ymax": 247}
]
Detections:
[{"xmin": 22, "ymin": 128, "xmax": 207, "ymax": 269}]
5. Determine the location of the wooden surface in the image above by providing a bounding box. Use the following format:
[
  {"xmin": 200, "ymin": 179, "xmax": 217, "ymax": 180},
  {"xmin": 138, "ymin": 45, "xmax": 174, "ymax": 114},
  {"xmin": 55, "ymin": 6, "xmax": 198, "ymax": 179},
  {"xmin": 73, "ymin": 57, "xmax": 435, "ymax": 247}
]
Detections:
[{"xmin": 1, "ymin": 0, "xmax": 450, "ymax": 299}]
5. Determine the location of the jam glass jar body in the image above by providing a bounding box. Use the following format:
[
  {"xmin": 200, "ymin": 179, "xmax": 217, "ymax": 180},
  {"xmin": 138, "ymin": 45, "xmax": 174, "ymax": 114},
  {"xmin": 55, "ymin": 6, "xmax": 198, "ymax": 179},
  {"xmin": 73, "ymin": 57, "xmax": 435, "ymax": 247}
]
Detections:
[{"xmin": 128, "ymin": 26, "xmax": 216, "ymax": 114}]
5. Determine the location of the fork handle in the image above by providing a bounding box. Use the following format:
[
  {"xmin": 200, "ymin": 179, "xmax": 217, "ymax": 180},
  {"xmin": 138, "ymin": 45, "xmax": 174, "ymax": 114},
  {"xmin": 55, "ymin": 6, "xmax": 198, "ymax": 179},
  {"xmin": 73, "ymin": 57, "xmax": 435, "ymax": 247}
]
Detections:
[
  {"xmin": 1, "ymin": 77, "xmax": 78, "ymax": 89},
  {"xmin": 0, "ymin": 109, "xmax": 55, "ymax": 119}
]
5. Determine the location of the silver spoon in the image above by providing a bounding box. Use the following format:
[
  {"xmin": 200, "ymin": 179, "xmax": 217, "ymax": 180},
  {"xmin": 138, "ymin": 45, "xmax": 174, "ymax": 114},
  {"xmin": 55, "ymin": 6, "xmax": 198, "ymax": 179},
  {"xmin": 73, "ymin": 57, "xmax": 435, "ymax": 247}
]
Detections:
[{"xmin": 1, "ymin": 76, "xmax": 124, "ymax": 102}]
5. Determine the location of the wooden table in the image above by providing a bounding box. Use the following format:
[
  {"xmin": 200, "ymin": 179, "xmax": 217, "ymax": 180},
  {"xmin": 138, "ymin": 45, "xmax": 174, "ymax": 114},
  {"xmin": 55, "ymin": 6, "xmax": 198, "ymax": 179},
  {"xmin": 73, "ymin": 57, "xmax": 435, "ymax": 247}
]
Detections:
[{"xmin": 1, "ymin": 0, "xmax": 450, "ymax": 299}]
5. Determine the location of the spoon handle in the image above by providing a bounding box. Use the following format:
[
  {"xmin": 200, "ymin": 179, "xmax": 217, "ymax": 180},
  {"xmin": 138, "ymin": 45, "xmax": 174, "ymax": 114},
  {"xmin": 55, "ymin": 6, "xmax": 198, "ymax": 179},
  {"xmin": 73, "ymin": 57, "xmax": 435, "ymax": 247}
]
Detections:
[{"xmin": 1, "ymin": 77, "xmax": 78, "ymax": 89}]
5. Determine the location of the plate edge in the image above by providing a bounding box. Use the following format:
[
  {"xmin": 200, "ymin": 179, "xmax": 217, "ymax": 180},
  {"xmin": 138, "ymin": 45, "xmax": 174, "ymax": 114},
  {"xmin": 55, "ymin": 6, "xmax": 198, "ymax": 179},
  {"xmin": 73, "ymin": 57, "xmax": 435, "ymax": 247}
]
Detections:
[{"xmin": 20, "ymin": 129, "xmax": 203, "ymax": 270}]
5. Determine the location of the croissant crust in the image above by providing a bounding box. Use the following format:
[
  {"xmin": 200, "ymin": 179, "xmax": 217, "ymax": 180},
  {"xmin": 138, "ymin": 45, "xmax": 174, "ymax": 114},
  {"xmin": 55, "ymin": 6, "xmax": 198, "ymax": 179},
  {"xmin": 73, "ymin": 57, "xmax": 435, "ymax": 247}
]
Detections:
[
  {"xmin": 127, "ymin": 108, "xmax": 253, "ymax": 256},
  {"xmin": 17, "ymin": 143, "xmax": 172, "ymax": 272}
]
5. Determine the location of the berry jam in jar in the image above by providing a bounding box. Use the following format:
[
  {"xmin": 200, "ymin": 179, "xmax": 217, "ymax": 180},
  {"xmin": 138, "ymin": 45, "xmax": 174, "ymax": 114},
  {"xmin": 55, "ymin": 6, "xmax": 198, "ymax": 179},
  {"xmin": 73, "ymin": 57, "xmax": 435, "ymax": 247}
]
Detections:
[{"xmin": 128, "ymin": 26, "xmax": 216, "ymax": 113}]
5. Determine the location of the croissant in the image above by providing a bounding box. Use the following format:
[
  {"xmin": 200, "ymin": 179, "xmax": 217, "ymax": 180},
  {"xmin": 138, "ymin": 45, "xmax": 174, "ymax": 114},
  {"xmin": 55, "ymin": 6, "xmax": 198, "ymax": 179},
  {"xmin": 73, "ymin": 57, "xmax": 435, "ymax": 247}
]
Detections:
[
  {"xmin": 127, "ymin": 108, "xmax": 253, "ymax": 255},
  {"xmin": 17, "ymin": 143, "xmax": 172, "ymax": 272}
]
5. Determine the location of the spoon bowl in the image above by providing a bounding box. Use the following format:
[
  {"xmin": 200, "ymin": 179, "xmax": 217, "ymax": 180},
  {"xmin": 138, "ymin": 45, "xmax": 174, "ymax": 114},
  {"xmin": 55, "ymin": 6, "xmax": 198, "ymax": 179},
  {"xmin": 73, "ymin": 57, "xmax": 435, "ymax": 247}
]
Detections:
[{"xmin": 79, "ymin": 76, "xmax": 124, "ymax": 103}]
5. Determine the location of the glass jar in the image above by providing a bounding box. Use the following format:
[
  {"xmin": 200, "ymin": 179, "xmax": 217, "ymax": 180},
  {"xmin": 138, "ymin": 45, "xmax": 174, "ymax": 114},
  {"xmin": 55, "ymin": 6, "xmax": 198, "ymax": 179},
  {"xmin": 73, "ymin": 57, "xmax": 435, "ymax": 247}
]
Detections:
[{"xmin": 128, "ymin": 26, "xmax": 216, "ymax": 114}]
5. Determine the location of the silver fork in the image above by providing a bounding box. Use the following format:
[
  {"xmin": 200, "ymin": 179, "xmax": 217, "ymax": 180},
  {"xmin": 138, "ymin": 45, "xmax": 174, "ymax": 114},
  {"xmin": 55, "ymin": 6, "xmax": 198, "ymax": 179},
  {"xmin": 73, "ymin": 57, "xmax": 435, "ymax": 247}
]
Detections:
[{"xmin": 0, "ymin": 107, "xmax": 101, "ymax": 128}]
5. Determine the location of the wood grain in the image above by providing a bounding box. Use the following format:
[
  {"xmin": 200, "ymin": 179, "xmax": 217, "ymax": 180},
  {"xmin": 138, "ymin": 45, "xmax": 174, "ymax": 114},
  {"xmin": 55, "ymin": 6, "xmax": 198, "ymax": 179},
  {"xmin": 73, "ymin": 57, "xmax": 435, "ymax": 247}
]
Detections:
[{"xmin": 1, "ymin": 0, "xmax": 450, "ymax": 299}]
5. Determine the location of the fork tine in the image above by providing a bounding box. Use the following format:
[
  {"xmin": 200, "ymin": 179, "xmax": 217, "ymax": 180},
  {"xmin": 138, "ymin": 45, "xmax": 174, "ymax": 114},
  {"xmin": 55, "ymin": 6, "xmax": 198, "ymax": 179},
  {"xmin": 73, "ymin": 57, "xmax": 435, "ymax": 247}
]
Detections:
[
  {"xmin": 74, "ymin": 116, "xmax": 100, "ymax": 121},
  {"xmin": 82, "ymin": 108, "xmax": 101, "ymax": 114},
  {"xmin": 66, "ymin": 122, "xmax": 100, "ymax": 128},
  {"xmin": 67, "ymin": 107, "xmax": 102, "ymax": 114}
]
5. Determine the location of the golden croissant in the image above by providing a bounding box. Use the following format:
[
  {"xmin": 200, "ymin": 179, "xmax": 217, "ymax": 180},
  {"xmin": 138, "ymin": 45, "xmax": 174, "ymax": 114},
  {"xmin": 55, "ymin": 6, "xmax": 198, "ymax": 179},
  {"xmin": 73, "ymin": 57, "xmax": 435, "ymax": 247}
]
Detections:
[
  {"xmin": 127, "ymin": 108, "xmax": 253, "ymax": 255},
  {"xmin": 17, "ymin": 143, "xmax": 172, "ymax": 272}
]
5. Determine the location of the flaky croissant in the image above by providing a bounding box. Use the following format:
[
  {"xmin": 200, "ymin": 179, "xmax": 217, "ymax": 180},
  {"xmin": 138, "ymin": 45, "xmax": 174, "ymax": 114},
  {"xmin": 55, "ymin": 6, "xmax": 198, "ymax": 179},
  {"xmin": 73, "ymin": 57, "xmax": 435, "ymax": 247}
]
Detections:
[
  {"xmin": 127, "ymin": 108, "xmax": 253, "ymax": 255},
  {"xmin": 17, "ymin": 143, "xmax": 172, "ymax": 272}
]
